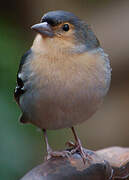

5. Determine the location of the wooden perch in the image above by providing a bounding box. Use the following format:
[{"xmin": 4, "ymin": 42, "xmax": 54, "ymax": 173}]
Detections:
[{"xmin": 20, "ymin": 146, "xmax": 129, "ymax": 180}]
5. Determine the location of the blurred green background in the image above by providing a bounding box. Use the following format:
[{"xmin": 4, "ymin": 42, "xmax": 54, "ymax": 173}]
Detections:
[{"xmin": 0, "ymin": 0, "xmax": 129, "ymax": 179}]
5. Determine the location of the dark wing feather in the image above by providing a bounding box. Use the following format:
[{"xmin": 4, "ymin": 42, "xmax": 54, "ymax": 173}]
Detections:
[{"xmin": 14, "ymin": 49, "xmax": 32, "ymax": 104}]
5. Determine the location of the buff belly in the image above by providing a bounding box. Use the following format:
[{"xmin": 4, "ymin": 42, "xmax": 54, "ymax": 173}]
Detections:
[
  {"xmin": 20, "ymin": 75, "xmax": 107, "ymax": 129},
  {"xmin": 19, "ymin": 49, "xmax": 111, "ymax": 129}
]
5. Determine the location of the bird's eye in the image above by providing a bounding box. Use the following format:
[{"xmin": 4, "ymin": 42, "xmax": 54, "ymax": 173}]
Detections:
[{"xmin": 62, "ymin": 24, "xmax": 69, "ymax": 31}]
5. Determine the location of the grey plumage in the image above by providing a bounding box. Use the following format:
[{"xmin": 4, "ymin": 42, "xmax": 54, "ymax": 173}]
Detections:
[
  {"xmin": 14, "ymin": 10, "xmax": 111, "ymax": 161},
  {"xmin": 14, "ymin": 10, "xmax": 111, "ymax": 129}
]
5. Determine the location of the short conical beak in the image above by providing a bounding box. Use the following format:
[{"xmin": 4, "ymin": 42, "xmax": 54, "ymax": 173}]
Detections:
[{"xmin": 31, "ymin": 22, "xmax": 54, "ymax": 37}]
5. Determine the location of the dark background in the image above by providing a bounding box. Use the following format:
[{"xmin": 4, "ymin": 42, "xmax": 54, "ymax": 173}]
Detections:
[{"xmin": 0, "ymin": 0, "xmax": 129, "ymax": 179}]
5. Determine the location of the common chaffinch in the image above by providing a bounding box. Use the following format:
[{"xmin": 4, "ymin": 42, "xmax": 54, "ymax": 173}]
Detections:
[{"xmin": 14, "ymin": 10, "xmax": 111, "ymax": 162}]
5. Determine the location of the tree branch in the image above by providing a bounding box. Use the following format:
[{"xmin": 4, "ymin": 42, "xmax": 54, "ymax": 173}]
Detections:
[{"xmin": 20, "ymin": 147, "xmax": 129, "ymax": 180}]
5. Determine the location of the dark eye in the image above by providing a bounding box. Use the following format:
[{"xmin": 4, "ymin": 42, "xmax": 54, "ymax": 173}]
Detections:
[{"xmin": 62, "ymin": 24, "xmax": 69, "ymax": 31}]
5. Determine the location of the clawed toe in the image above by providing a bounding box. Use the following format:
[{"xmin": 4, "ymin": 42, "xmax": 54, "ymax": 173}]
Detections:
[
  {"xmin": 43, "ymin": 128, "xmax": 92, "ymax": 164},
  {"xmin": 65, "ymin": 138, "xmax": 92, "ymax": 164},
  {"xmin": 65, "ymin": 141, "xmax": 76, "ymax": 149},
  {"xmin": 45, "ymin": 150, "xmax": 71, "ymax": 160}
]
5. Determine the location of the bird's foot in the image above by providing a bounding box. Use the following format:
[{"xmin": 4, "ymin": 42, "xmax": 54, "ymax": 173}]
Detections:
[
  {"xmin": 65, "ymin": 140, "xmax": 77, "ymax": 149},
  {"xmin": 45, "ymin": 149, "xmax": 71, "ymax": 161},
  {"xmin": 66, "ymin": 140, "xmax": 92, "ymax": 164}
]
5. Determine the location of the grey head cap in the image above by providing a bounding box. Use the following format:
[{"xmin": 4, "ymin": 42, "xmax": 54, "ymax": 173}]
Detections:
[{"xmin": 41, "ymin": 10, "xmax": 100, "ymax": 51}]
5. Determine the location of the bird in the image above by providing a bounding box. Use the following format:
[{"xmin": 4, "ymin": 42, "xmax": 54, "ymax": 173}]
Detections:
[{"xmin": 14, "ymin": 10, "xmax": 111, "ymax": 162}]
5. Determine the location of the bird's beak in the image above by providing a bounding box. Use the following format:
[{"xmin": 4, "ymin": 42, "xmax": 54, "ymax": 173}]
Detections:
[{"xmin": 31, "ymin": 22, "xmax": 54, "ymax": 37}]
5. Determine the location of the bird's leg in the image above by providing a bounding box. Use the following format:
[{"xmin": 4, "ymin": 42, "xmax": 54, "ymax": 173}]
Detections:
[
  {"xmin": 71, "ymin": 127, "xmax": 87, "ymax": 163},
  {"xmin": 42, "ymin": 129, "xmax": 71, "ymax": 160},
  {"xmin": 43, "ymin": 129, "xmax": 53, "ymax": 160},
  {"xmin": 68, "ymin": 127, "xmax": 92, "ymax": 164},
  {"xmin": 65, "ymin": 127, "xmax": 83, "ymax": 151}
]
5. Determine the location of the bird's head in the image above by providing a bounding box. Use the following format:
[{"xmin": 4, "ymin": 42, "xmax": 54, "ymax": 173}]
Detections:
[{"xmin": 31, "ymin": 10, "xmax": 100, "ymax": 54}]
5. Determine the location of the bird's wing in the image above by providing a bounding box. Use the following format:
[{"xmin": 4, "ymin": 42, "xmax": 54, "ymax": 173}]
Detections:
[{"xmin": 14, "ymin": 49, "xmax": 32, "ymax": 104}]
